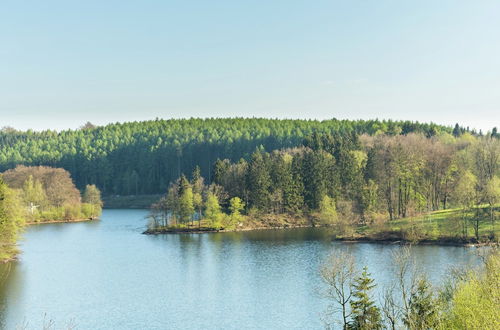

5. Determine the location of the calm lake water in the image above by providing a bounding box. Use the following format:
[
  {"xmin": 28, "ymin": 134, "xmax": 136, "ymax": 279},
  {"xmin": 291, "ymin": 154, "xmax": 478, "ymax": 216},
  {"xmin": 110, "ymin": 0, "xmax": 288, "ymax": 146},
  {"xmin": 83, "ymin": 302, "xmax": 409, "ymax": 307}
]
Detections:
[{"xmin": 0, "ymin": 209, "xmax": 478, "ymax": 329}]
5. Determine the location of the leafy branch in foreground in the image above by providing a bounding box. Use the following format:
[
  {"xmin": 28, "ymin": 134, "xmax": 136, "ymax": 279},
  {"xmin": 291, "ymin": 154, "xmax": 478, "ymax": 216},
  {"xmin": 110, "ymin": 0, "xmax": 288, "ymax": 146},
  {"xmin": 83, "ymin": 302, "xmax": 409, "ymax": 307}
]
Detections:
[{"xmin": 320, "ymin": 247, "xmax": 500, "ymax": 329}]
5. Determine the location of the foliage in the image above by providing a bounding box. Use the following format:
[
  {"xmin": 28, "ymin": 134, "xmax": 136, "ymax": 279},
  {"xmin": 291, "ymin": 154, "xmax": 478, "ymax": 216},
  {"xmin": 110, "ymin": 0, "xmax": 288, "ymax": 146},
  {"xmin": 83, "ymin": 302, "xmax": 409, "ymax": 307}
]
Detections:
[
  {"xmin": 204, "ymin": 192, "xmax": 223, "ymax": 228},
  {"xmin": 0, "ymin": 118, "xmax": 460, "ymax": 197},
  {"xmin": 149, "ymin": 131, "xmax": 499, "ymax": 241},
  {"xmin": 320, "ymin": 248, "xmax": 500, "ymax": 330},
  {"xmin": 318, "ymin": 195, "xmax": 338, "ymax": 225},
  {"xmin": 437, "ymin": 250, "xmax": 500, "ymax": 329},
  {"xmin": 1, "ymin": 166, "xmax": 102, "ymax": 224},
  {"xmin": 349, "ymin": 267, "xmax": 382, "ymax": 330},
  {"xmin": 0, "ymin": 178, "xmax": 25, "ymax": 262}
]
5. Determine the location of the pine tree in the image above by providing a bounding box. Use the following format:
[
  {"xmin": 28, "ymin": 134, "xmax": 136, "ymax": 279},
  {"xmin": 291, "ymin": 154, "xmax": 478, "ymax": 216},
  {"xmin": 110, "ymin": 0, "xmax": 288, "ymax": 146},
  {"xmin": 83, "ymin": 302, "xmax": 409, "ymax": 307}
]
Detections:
[
  {"xmin": 404, "ymin": 278, "xmax": 437, "ymax": 329},
  {"xmin": 349, "ymin": 267, "xmax": 382, "ymax": 330},
  {"xmin": 247, "ymin": 151, "xmax": 271, "ymax": 210},
  {"xmin": 453, "ymin": 123, "xmax": 461, "ymax": 137}
]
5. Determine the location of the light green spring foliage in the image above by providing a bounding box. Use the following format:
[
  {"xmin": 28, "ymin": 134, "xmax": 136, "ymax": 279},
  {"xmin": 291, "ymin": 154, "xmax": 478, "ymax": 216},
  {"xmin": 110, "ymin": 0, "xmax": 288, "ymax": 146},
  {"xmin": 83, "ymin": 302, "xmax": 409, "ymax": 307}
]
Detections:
[
  {"xmin": 229, "ymin": 197, "xmax": 245, "ymax": 220},
  {"xmin": 204, "ymin": 192, "xmax": 223, "ymax": 228},
  {"xmin": 82, "ymin": 184, "xmax": 103, "ymax": 219},
  {"xmin": 0, "ymin": 167, "xmax": 103, "ymax": 261},
  {"xmin": 484, "ymin": 176, "xmax": 500, "ymax": 207},
  {"xmin": 22, "ymin": 175, "xmax": 47, "ymax": 211},
  {"xmin": 224, "ymin": 197, "xmax": 245, "ymax": 229},
  {"xmin": 441, "ymin": 251, "xmax": 500, "ymax": 330},
  {"xmin": 0, "ymin": 178, "xmax": 25, "ymax": 262},
  {"xmin": 318, "ymin": 195, "xmax": 337, "ymax": 225},
  {"xmin": 452, "ymin": 170, "xmax": 477, "ymax": 210},
  {"xmin": 178, "ymin": 187, "xmax": 194, "ymax": 223}
]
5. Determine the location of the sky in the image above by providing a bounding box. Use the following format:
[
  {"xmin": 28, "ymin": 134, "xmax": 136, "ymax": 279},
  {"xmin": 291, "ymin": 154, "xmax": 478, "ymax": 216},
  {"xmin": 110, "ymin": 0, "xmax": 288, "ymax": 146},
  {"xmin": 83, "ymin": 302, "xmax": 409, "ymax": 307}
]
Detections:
[{"xmin": 1, "ymin": 0, "xmax": 499, "ymax": 131}]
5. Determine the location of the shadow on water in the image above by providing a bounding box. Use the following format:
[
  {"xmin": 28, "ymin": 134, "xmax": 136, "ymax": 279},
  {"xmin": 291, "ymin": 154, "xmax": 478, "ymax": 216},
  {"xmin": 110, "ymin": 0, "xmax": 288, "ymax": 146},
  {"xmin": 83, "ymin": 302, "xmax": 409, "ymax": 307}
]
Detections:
[{"xmin": 0, "ymin": 262, "xmax": 24, "ymax": 328}]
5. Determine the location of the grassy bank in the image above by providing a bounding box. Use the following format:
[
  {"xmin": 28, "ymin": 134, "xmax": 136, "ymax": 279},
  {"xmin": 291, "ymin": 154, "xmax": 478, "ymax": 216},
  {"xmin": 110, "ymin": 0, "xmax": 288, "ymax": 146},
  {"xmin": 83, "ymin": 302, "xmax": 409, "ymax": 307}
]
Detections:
[{"xmin": 341, "ymin": 206, "xmax": 499, "ymax": 244}]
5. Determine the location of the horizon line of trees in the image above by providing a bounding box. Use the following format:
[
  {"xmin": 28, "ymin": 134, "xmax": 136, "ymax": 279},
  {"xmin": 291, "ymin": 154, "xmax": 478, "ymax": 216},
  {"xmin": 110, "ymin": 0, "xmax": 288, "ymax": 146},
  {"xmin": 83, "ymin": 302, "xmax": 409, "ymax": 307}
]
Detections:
[
  {"xmin": 150, "ymin": 131, "xmax": 499, "ymax": 240},
  {"xmin": 1, "ymin": 118, "xmax": 495, "ymax": 196}
]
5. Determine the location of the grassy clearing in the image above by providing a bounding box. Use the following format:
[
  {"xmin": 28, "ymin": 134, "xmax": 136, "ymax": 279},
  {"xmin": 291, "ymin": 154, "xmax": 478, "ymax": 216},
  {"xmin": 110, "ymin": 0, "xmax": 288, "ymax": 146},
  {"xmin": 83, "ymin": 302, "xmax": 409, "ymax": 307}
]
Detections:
[{"xmin": 356, "ymin": 205, "xmax": 499, "ymax": 243}]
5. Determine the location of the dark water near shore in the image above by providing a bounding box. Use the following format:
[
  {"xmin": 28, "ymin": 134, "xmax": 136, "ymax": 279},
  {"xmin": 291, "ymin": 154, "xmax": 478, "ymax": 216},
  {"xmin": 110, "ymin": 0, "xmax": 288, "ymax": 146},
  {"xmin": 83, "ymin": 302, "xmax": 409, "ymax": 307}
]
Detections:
[{"xmin": 0, "ymin": 210, "xmax": 478, "ymax": 329}]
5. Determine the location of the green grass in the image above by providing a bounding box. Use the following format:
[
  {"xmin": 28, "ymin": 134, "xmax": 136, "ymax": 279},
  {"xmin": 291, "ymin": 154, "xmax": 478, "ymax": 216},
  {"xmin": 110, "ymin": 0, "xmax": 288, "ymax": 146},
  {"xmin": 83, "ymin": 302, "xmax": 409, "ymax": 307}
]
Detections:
[{"xmin": 357, "ymin": 205, "xmax": 499, "ymax": 243}]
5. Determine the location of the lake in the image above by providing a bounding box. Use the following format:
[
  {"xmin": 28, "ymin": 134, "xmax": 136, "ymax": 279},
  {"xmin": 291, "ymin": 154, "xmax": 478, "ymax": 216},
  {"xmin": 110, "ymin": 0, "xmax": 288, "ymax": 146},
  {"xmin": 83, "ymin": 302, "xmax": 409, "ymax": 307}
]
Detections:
[{"xmin": 0, "ymin": 210, "xmax": 478, "ymax": 329}]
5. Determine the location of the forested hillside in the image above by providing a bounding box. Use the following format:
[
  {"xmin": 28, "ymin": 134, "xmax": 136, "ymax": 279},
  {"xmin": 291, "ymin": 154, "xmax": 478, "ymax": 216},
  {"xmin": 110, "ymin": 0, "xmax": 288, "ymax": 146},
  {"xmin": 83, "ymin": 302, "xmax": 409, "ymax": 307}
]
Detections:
[{"xmin": 0, "ymin": 118, "xmax": 457, "ymax": 195}]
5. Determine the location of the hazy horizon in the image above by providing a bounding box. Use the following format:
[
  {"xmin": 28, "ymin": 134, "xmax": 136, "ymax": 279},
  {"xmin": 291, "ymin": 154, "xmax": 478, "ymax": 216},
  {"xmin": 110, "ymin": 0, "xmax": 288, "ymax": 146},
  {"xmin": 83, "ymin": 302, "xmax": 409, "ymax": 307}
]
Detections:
[{"xmin": 2, "ymin": 1, "xmax": 499, "ymax": 131}]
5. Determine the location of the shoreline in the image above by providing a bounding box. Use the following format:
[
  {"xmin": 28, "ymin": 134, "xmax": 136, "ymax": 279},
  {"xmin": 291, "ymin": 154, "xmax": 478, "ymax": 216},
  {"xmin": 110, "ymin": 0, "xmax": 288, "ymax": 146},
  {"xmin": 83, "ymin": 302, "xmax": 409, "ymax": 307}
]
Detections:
[
  {"xmin": 26, "ymin": 217, "xmax": 98, "ymax": 225},
  {"xmin": 143, "ymin": 224, "xmax": 499, "ymax": 247},
  {"xmin": 143, "ymin": 223, "xmax": 319, "ymax": 235}
]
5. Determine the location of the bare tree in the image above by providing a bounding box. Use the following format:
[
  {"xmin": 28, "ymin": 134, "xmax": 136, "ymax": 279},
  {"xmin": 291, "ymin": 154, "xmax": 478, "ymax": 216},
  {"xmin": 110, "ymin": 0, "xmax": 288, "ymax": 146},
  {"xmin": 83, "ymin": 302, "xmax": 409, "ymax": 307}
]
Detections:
[
  {"xmin": 380, "ymin": 284, "xmax": 399, "ymax": 330},
  {"xmin": 319, "ymin": 251, "xmax": 358, "ymax": 329},
  {"xmin": 380, "ymin": 245, "xmax": 421, "ymax": 329}
]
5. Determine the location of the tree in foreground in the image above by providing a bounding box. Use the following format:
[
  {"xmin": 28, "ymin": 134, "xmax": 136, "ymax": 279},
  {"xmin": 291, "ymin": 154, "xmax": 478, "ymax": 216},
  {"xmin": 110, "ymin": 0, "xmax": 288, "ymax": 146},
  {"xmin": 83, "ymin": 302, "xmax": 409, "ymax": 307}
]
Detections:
[
  {"xmin": 441, "ymin": 249, "xmax": 500, "ymax": 329},
  {"xmin": 404, "ymin": 277, "xmax": 438, "ymax": 329},
  {"xmin": 349, "ymin": 267, "xmax": 382, "ymax": 330},
  {"xmin": 0, "ymin": 177, "xmax": 25, "ymax": 262},
  {"xmin": 320, "ymin": 251, "xmax": 357, "ymax": 329}
]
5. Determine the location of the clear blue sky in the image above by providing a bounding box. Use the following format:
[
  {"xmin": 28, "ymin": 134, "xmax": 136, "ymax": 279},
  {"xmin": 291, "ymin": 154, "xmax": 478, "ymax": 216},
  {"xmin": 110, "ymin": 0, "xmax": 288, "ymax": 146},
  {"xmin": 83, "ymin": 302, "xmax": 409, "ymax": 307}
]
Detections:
[{"xmin": 1, "ymin": 0, "xmax": 499, "ymax": 131}]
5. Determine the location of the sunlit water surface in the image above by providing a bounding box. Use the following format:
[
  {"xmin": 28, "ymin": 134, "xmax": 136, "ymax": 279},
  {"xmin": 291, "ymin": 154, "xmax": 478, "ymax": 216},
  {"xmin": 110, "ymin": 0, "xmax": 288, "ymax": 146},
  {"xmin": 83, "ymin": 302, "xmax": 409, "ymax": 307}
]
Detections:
[{"xmin": 0, "ymin": 210, "xmax": 477, "ymax": 329}]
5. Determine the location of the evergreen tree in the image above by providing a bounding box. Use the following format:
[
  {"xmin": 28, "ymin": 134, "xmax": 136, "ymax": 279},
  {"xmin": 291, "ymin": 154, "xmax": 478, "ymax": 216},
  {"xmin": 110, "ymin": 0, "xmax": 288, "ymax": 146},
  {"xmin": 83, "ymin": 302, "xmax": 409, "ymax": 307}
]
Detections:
[
  {"xmin": 247, "ymin": 151, "xmax": 271, "ymax": 210},
  {"xmin": 282, "ymin": 156, "xmax": 304, "ymax": 214},
  {"xmin": 404, "ymin": 278, "xmax": 437, "ymax": 329},
  {"xmin": 453, "ymin": 123, "xmax": 461, "ymax": 137},
  {"xmin": 349, "ymin": 267, "xmax": 382, "ymax": 330}
]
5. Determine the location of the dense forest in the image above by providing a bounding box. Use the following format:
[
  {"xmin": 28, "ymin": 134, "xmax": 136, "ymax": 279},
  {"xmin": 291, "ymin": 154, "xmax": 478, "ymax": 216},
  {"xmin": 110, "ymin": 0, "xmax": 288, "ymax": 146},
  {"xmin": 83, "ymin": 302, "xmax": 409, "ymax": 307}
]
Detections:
[
  {"xmin": 0, "ymin": 118, "xmax": 472, "ymax": 196},
  {"xmin": 0, "ymin": 166, "xmax": 102, "ymax": 262},
  {"xmin": 149, "ymin": 130, "xmax": 499, "ymax": 242}
]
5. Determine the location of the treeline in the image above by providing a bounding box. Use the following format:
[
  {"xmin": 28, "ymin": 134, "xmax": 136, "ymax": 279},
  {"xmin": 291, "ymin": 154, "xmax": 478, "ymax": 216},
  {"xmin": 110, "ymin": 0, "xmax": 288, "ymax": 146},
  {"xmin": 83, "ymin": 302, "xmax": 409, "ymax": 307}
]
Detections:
[
  {"xmin": 0, "ymin": 166, "xmax": 103, "ymax": 262},
  {"xmin": 0, "ymin": 118, "xmax": 471, "ymax": 196},
  {"xmin": 151, "ymin": 131, "xmax": 499, "ymax": 240},
  {"xmin": 320, "ymin": 247, "xmax": 500, "ymax": 329}
]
